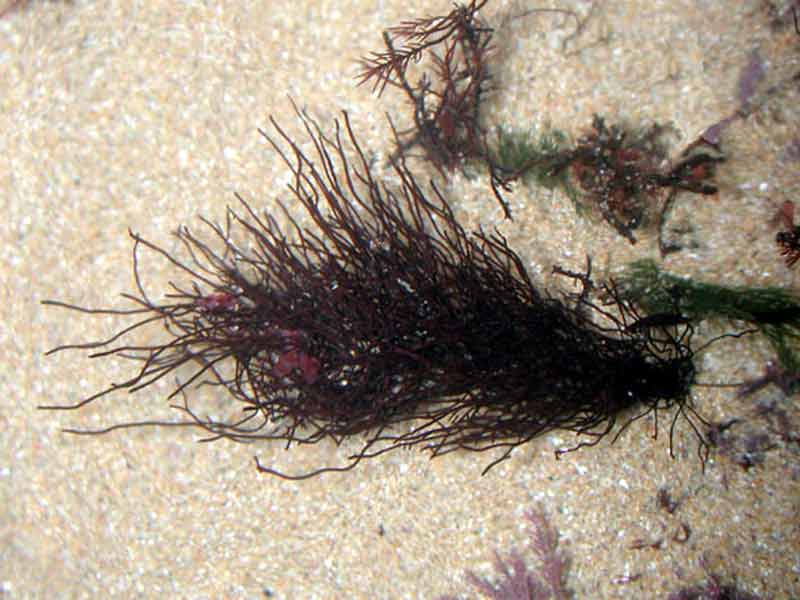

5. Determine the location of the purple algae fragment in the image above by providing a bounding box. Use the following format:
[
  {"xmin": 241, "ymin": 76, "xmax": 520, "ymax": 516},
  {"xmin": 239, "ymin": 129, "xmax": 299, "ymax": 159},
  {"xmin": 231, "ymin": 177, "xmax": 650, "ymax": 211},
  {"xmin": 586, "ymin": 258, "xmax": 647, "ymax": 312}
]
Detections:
[
  {"xmin": 700, "ymin": 117, "xmax": 735, "ymax": 147},
  {"xmin": 783, "ymin": 138, "xmax": 800, "ymax": 163},
  {"xmin": 737, "ymin": 50, "xmax": 766, "ymax": 107}
]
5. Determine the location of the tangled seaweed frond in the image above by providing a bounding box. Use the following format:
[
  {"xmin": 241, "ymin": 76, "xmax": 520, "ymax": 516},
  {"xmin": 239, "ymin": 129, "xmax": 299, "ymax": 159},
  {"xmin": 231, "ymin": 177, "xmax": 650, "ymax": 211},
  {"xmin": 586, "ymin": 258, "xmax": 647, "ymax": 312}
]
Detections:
[
  {"xmin": 667, "ymin": 556, "xmax": 766, "ymax": 600},
  {"xmin": 358, "ymin": 0, "xmax": 722, "ymax": 236},
  {"xmin": 487, "ymin": 117, "xmax": 723, "ymax": 245},
  {"xmin": 43, "ymin": 104, "xmax": 705, "ymax": 479}
]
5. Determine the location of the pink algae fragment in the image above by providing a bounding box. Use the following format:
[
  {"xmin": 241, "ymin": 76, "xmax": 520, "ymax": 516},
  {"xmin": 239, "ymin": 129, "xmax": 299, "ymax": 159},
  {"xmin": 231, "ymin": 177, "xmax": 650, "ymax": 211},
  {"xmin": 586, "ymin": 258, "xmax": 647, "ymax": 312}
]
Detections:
[
  {"xmin": 273, "ymin": 328, "xmax": 321, "ymax": 384},
  {"xmin": 274, "ymin": 349, "xmax": 321, "ymax": 384},
  {"xmin": 198, "ymin": 292, "xmax": 238, "ymax": 313}
]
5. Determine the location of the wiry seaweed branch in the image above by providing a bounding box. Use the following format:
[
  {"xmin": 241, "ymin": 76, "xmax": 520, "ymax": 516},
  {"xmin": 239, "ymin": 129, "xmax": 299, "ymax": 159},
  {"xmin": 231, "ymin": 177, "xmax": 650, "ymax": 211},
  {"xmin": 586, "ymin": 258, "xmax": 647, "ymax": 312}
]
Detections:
[{"xmin": 776, "ymin": 200, "xmax": 800, "ymax": 268}]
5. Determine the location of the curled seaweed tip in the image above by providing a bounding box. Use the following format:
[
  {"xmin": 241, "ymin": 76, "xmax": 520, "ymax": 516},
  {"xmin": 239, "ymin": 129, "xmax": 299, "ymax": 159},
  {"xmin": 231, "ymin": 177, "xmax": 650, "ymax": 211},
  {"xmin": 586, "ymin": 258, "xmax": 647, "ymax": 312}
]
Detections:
[{"xmin": 43, "ymin": 104, "xmax": 706, "ymax": 479}]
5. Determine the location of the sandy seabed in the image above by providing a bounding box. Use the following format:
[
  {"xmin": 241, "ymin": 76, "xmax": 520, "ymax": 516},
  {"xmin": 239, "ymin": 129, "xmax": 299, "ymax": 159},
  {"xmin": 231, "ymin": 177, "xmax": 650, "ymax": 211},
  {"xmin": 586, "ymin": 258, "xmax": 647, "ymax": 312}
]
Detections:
[{"xmin": 1, "ymin": 1, "xmax": 798, "ymax": 598}]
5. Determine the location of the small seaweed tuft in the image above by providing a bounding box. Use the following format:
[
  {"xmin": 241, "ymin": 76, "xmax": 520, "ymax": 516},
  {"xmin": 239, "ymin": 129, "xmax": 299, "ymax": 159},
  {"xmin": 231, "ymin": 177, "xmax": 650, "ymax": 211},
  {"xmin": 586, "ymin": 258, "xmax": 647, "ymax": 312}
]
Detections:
[
  {"xmin": 440, "ymin": 506, "xmax": 570, "ymax": 600},
  {"xmin": 486, "ymin": 117, "xmax": 722, "ymax": 244},
  {"xmin": 668, "ymin": 558, "xmax": 766, "ymax": 600},
  {"xmin": 705, "ymin": 418, "xmax": 778, "ymax": 471},
  {"xmin": 657, "ymin": 486, "xmax": 680, "ymax": 514},
  {"xmin": 563, "ymin": 116, "xmax": 673, "ymax": 243},
  {"xmin": 488, "ymin": 125, "xmax": 572, "ymax": 193},
  {"xmin": 357, "ymin": 0, "xmax": 512, "ymax": 215}
]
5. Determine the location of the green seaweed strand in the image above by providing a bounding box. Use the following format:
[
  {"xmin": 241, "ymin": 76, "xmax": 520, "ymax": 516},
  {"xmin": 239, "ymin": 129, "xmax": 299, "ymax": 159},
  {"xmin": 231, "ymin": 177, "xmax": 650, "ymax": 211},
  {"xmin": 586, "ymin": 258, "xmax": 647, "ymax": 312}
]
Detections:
[{"xmin": 618, "ymin": 259, "xmax": 800, "ymax": 372}]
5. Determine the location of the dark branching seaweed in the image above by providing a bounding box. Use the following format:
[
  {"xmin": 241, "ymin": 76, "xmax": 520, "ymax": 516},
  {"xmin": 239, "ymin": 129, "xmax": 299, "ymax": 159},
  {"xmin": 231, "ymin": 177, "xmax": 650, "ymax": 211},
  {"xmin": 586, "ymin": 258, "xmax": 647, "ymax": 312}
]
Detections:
[
  {"xmin": 43, "ymin": 105, "xmax": 706, "ymax": 479},
  {"xmin": 358, "ymin": 0, "xmax": 515, "ymax": 216},
  {"xmin": 358, "ymin": 1, "xmax": 722, "ymax": 235},
  {"xmin": 562, "ymin": 116, "xmax": 673, "ymax": 244},
  {"xmin": 570, "ymin": 117, "xmax": 723, "ymax": 246},
  {"xmin": 620, "ymin": 258, "xmax": 800, "ymax": 464}
]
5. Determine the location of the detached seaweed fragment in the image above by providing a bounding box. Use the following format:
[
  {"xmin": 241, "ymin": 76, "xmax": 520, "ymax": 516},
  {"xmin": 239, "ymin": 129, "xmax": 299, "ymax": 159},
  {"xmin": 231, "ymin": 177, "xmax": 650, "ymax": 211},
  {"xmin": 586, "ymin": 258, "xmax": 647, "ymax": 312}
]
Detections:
[
  {"xmin": 704, "ymin": 416, "xmax": 782, "ymax": 471},
  {"xmin": 439, "ymin": 506, "xmax": 570, "ymax": 600},
  {"xmin": 699, "ymin": 5, "xmax": 800, "ymax": 150},
  {"xmin": 668, "ymin": 557, "xmax": 766, "ymax": 600},
  {"xmin": 488, "ymin": 117, "xmax": 722, "ymax": 245},
  {"xmin": 43, "ymin": 105, "xmax": 709, "ymax": 479},
  {"xmin": 627, "ymin": 486, "xmax": 694, "ymax": 557},
  {"xmin": 357, "ymin": 0, "xmax": 512, "ymax": 214},
  {"xmin": 565, "ymin": 117, "xmax": 722, "ymax": 246},
  {"xmin": 712, "ymin": 370, "xmax": 800, "ymax": 470},
  {"xmin": 561, "ymin": 117, "xmax": 671, "ymax": 243}
]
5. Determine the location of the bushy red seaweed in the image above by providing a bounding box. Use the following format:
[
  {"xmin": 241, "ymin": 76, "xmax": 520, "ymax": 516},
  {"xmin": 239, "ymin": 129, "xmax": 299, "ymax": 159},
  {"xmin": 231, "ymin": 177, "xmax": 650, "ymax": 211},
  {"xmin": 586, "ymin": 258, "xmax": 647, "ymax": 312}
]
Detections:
[
  {"xmin": 358, "ymin": 0, "xmax": 514, "ymax": 216},
  {"xmin": 555, "ymin": 116, "xmax": 723, "ymax": 246},
  {"xmin": 42, "ymin": 104, "xmax": 705, "ymax": 479}
]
